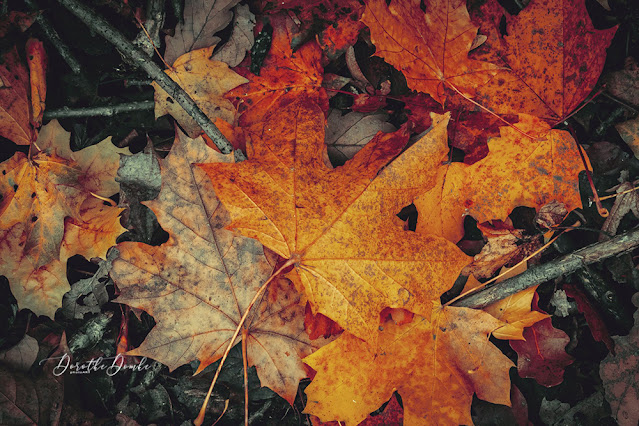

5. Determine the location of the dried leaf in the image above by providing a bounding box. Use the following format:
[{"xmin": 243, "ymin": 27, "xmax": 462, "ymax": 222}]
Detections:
[
  {"xmin": 0, "ymin": 47, "xmax": 32, "ymax": 145},
  {"xmin": 415, "ymin": 114, "xmax": 584, "ymax": 243},
  {"xmin": 199, "ymin": 100, "xmax": 470, "ymax": 343},
  {"xmin": 211, "ymin": 4, "xmax": 256, "ymax": 67},
  {"xmin": 153, "ymin": 46, "xmax": 248, "ymax": 138},
  {"xmin": 0, "ymin": 121, "xmax": 127, "ymax": 317},
  {"xmin": 473, "ymin": 0, "xmax": 617, "ymax": 121},
  {"xmin": 600, "ymin": 293, "xmax": 639, "ymax": 426},
  {"xmin": 510, "ymin": 318, "xmax": 574, "ymax": 387},
  {"xmin": 164, "ymin": 0, "xmax": 241, "ymax": 65},
  {"xmin": 111, "ymin": 131, "xmax": 329, "ymax": 403},
  {"xmin": 325, "ymin": 110, "xmax": 395, "ymax": 166},
  {"xmin": 304, "ymin": 309, "xmax": 513, "ymax": 425},
  {"xmin": 361, "ymin": 0, "xmax": 498, "ymax": 105}
]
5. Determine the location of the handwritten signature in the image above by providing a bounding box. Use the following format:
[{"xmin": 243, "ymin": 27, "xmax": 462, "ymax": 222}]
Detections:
[{"xmin": 39, "ymin": 353, "xmax": 152, "ymax": 376}]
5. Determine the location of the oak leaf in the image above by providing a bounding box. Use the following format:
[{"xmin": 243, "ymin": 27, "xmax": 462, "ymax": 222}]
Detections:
[
  {"xmin": 198, "ymin": 100, "xmax": 470, "ymax": 344},
  {"xmin": 600, "ymin": 293, "xmax": 639, "ymax": 426},
  {"xmin": 164, "ymin": 0, "xmax": 241, "ymax": 65},
  {"xmin": 111, "ymin": 131, "xmax": 329, "ymax": 403},
  {"xmin": 361, "ymin": 0, "xmax": 498, "ymax": 105},
  {"xmin": 510, "ymin": 317, "xmax": 574, "ymax": 387},
  {"xmin": 153, "ymin": 46, "xmax": 248, "ymax": 138},
  {"xmin": 0, "ymin": 120, "xmax": 127, "ymax": 317},
  {"xmin": 304, "ymin": 308, "xmax": 513, "ymax": 425},
  {"xmin": 414, "ymin": 114, "xmax": 585, "ymax": 243},
  {"xmin": 211, "ymin": 4, "xmax": 255, "ymax": 67},
  {"xmin": 472, "ymin": 0, "xmax": 617, "ymax": 122}
]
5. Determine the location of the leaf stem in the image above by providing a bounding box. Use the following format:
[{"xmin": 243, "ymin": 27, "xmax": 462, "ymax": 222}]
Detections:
[
  {"xmin": 242, "ymin": 327, "xmax": 249, "ymax": 426},
  {"xmin": 194, "ymin": 257, "xmax": 297, "ymax": 426}
]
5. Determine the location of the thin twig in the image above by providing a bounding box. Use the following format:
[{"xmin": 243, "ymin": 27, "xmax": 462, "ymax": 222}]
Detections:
[
  {"xmin": 55, "ymin": 0, "xmax": 244, "ymax": 160},
  {"xmin": 242, "ymin": 327, "xmax": 249, "ymax": 426},
  {"xmin": 25, "ymin": 0, "xmax": 82, "ymax": 74},
  {"xmin": 43, "ymin": 100, "xmax": 154, "ymax": 119},
  {"xmin": 452, "ymin": 227, "xmax": 639, "ymax": 309}
]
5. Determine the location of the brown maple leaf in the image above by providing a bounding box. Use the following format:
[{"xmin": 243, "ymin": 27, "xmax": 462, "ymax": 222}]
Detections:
[
  {"xmin": 0, "ymin": 121, "xmax": 127, "ymax": 317},
  {"xmin": 198, "ymin": 98, "xmax": 470, "ymax": 344},
  {"xmin": 111, "ymin": 131, "xmax": 330, "ymax": 403}
]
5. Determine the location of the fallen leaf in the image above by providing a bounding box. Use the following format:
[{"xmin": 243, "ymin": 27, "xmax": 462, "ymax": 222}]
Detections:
[
  {"xmin": 395, "ymin": 92, "xmax": 443, "ymax": 134},
  {"xmin": 0, "ymin": 46, "xmax": 32, "ymax": 145},
  {"xmin": 304, "ymin": 308, "xmax": 513, "ymax": 425},
  {"xmin": 361, "ymin": 0, "xmax": 498, "ymax": 105},
  {"xmin": 228, "ymin": 14, "xmax": 326, "ymax": 127},
  {"xmin": 463, "ymin": 273, "xmax": 549, "ymax": 341},
  {"xmin": 212, "ymin": 4, "xmax": 256, "ymax": 67},
  {"xmin": 448, "ymin": 111, "xmax": 518, "ymax": 165},
  {"xmin": 199, "ymin": 100, "xmax": 470, "ymax": 343},
  {"xmin": 61, "ymin": 251, "xmax": 114, "ymax": 320},
  {"xmin": 259, "ymin": 0, "xmax": 364, "ymax": 59},
  {"xmin": 304, "ymin": 303, "xmax": 343, "ymax": 340},
  {"xmin": 0, "ymin": 333, "xmax": 66, "ymax": 425},
  {"xmin": 616, "ymin": 115, "xmax": 639, "ymax": 159},
  {"xmin": 0, "ymin": 335, "xmax": 38, "ymax": 371},
  {"xmin": 472, "ymin": 0, "xmax": 617, "ymax": 122},
  {"xmin": 153, "ymin": 46, "xmax": 248, "ymax": 138},
  {"xmin": 600, "ymin": 293, "xmax": 639, "ymax": 426},
  {"xmin": 564, "ymin": 283, "xmax": 614, "ymax": 353},
  {"xmin": 0, "ymin": 120, "xmax": 127, "ymax": 317},
  {"xmin": 26, "ymin": 38, "xmax": 47, "ymax": 128},
  {"xmin": 464, "ymin": 223, "xmax": 525, "ymax": 279},
  {"xmin": 414, "ymin": 114, "xmax": 584, "ymax": 243},
  {"xmin": 164, "ymin": 0, "xmax": 241, "ymax": 65},
  {"xmin": 111, "ymin": 131, "xmax": 329, "ymax": 403},
  {"xmin": 325, "ymin": 110, "xmax": 395, "ymax": 166},
  {"xmin": 510, "ymin": 317, "xmax": 574, "ymax": 387},
  {"xmin": 310, "ymin": 393, "xmax": 404, "ymax": 425},
  {"xmin": 604, "ymin": 57, "xmax": 639, "ymax": 108}
]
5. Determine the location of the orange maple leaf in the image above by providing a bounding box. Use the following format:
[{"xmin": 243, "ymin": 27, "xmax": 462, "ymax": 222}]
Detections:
[
  {"xmin": 111, "ymin": 131, "xmax": 331, "ymax": 403},
  {"xmin": 198, "ymin": 99, "xmax": 470, "ymax": 344},
  {"xmin": 228, "ymin": 14, "xmax": 327, "ymax": 128},
  {"xmin": 361, "ymin": 0, "xmax": 498, "ymax": 105},
  {"xmin": 0, "ymin": 121, "xmax": 127, "ymax": 317},
  {"xmin": 414, "ymin": 114, "xmax": 585, "ymax": 243},
  {"xmin": 304, "ymin": 308, "xmax": 513, "ymax": 425}
]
